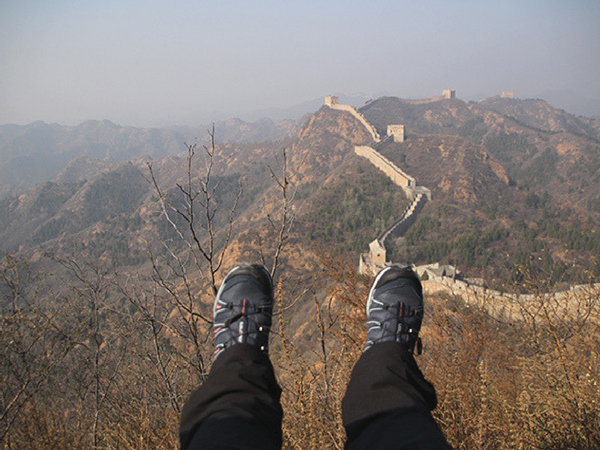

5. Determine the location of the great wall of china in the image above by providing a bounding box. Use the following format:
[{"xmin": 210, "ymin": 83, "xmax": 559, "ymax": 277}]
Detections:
[
  {"xmin": 325, "ymin": 96, "xmax": 381, "ymax": 142},
  {"xmin": 323, "ymin": 96, "xmax": 431, "ymax": 275},
  {"xmin": 377, "ymin": 192, "xmax": 428, "ymax": 243},
  {"xmin": 323, "ymin": 94, "xmax": 598, "ymax": 316},
  {"xmin": 354, "ymin": 145, "xmax": 414, "ymax": 191},
  {"xmin": 421, "ymin": 266, "xmax": 600, "ymax": 322}
]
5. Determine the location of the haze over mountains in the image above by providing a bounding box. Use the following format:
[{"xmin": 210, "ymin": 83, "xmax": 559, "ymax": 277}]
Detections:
[
  {"xmin": 2, "ymin": 91, "xmax": 598, "ymax": 197},
  {"xmin": 1, "ymin": 92, "xmax": 599, "ymax": 289}
]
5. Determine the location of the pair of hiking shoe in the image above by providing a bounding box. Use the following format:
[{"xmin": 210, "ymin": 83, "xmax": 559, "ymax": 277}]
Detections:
[{"xmin": 213, "ymin": 263, "xmax": 423, "ymax": 360}]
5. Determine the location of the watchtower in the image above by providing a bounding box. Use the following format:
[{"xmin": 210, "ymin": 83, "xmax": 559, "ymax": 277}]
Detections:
[
  {"xmin": 324, "ymin": 95, "xmax": 339, "ymax": 107},
  {"xmin": 442, "ymin": 89, "xmax": 456, "ymax": 99},
  {"xmin": 369, "ymin": 240, "xmax": 387, "ymax": 267},
  {"xmin": 387, "ymin": 125, "xmax": 405, "ymax": 143}
]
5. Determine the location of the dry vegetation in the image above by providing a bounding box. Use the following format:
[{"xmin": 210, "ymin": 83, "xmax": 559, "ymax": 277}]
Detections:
[
  {"xmin": 275, "ymin": 252, "xmax": 600, "ymax": 450},
  {"xmin": 2, "ymin": 121, "xmax": 599, "ymax": 449},
  {"xmin": 3, "ymin": 249, "xmax": 599, "ymax": 450}
]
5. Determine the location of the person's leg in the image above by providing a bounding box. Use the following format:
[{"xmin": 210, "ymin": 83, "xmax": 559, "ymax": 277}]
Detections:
[
  {"xmin": 342, "ymin": 266, "xmax": 452, "ymax": 450},
  {"xmin": 179, "ymin": 264, "xmax": 283, "ymax": 450},
  {"xmin": 180, "ymin": 344, "xmax": 282, "ymax": 450},
  {"xmin": 343, "ymin": 342, "xmax": 449, "ymax": 450}
]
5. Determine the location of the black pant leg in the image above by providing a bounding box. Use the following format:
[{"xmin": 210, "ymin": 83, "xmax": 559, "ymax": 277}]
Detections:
[
  {"xmin": 180, "ymin": 344, "xmax": 283, "ymax": 450},
  {"xmin": 342, "ymin": 342, "xmax": 452, "ymax": 450}
]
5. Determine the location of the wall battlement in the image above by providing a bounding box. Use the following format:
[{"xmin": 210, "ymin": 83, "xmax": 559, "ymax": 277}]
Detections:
[
  {"xmin": 377, "ymin": 192, "xmax": 428, "ymax": 242},
  {"xmin": 324, "ymin": 95, "xmax": 339, "ymax": 107},
  {"xmin": 420, "ymin": 265, "xmax": 600, "ymax": 323},
  {"xmin": 355, "ymin": 144, "xmax": 432, "ymax": 275},
  {"xmin": 354, "ymin": 144, "xmax": 432, "ymax": 275}
]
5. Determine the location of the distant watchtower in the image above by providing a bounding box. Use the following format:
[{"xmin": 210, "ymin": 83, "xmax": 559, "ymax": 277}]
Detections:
[
  {"xmin": 324, "ymin": 95, "xmax": 339, "ymax": 107},
  {"xmin": 369, "ymin": 240, "xmax": 387, "ymax": 267},
  {"xmin": 442, "ymin": 89, "xmax": 456, "ymax": 99},
  {"xmin": 387, "ymin": 125, "xmax": 405, "ymax": 143},
  {"xmin": 501, "ymin": 92, "xmax": 514, "ymax": 99}
]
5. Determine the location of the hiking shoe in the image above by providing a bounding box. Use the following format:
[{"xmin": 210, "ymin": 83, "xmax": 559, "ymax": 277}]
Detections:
[
  {"xmin": 365, "ymin": 265, "xmax": 424, "ymax": 354},
  {"xmin": 213, "ymin": 263, "xmax": 274, "ymax": 360}
]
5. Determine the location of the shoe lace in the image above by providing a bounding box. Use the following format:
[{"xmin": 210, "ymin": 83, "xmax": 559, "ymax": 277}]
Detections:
[
  {"xmin": 366, "ymin": 300, "xmax": 423, "ymax": 354},
  {"xmin": 213, "ymin": 300, "xmax": 272, "ymax": 356}
]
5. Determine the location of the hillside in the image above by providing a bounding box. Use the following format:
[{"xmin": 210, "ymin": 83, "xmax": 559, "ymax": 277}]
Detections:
[
  {"xmin": 0, "ymin": 95, "xmax": 599, "ymax": 289},
  {"xmin": 359, "ymin": 96, "xmax": 600, "ymax": 285},
  {"xmin": 2, "ymin": 95, "xmax": 600, "ymax": 450},
  {"xmin": 0, "ymin": 120, "xmax": 184, "ymax": 198},
  {"xmin": 478, "ymin": 97, "xmax": 600, "ymax": 139},
  {"xmin": 0, "ymin": 117, "xmax": 301, "ymax": 199}
]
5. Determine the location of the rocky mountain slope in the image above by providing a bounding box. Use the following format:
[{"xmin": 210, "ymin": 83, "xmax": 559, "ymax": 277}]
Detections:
[
  {"xmin": 1, "ymin": 95, "xmax": 599, "ymax": 289},
  {"xmin": 0, "ymin": 117, "xmax": 302, "ymax": 199},
  {"xmin": 360, "ymin": 96, "xmax": 600, "ymax": 214},
  {"xmin": 0, "ymin": 120, "xmax": 183, "ymax": 198},
  {"xmin": 3, "ymin": 95, "xmax": 599, "ymax": 450}
]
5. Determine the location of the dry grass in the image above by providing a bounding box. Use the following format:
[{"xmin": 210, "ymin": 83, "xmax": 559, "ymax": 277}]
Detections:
[
  {"xmin": 421, "ymin": 283, "xmax": 600, "ymax": 450},
  {"xmin": 273, "ymin": 253, "xmax": 600, "ymax": 450},
  {"xmin": 2, "ymin": 252, "xmax": 599, "ymax": 449}
]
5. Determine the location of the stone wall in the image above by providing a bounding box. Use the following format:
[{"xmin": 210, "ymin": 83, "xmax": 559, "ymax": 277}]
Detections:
[
  {"xmin": 324, "ymin": 95, "xmax": 339, "ymax": 107},
  {"xmin": 355, "ymin": 145, "xmax": 415, "ymax": 190},
  {"xmin": 442, "ymin": 89, "xmax": 456, "ymax": 99},
  {"xmin": 325, "ymin": 102, "xmax": 381, "ymax": 142},
  {"xmin": 387, "ymin": 124, "xmax": 405, "ymax": 143},
  {"xmin": 324, "ymin": 95, "xmax": 433, "ymax": 275},
  {"xmin": 377, "ymin": 192, "xmax": 428, "ymax": 243},
  {"xmin": 421, "ymin": 273, "xmax": 600, "ymax": 323},
  {"xmin": 356, "ymin": 142, "xmax": 432, "ymax": 274}
]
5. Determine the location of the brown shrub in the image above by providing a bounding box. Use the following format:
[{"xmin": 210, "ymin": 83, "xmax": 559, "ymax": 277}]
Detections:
[{"xmin": 2, "ymin": 252, "xmax": 598, "ymax": 449}]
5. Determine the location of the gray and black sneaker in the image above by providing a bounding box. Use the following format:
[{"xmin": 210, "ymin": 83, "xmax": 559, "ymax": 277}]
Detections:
[
  {"xmin": 365, "ymin": 265, "xmax": 424, "ymax": 354},
  {"xmin": 213, "ymin": 263, "xmax": 274, "ymax": 360}
]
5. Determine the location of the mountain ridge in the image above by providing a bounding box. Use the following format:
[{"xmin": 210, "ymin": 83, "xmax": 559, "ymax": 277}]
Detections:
[{"xmin": 1, "ymin": 94, "xmax": 599, "ymax": 287}]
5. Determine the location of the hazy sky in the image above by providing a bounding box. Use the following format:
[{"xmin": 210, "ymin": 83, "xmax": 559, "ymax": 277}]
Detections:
[{"xmin": 1, "ymin": 0, "xmax": 599, "ymax": 126}]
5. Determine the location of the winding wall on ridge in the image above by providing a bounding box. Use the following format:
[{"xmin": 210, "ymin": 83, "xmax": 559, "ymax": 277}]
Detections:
[
  {"xmin": 330, "ymin": 96, "xmax": 597, "ymax": 319},
  {"xmin": 324, "ymin": 96, "xmax": 432, "ymax": 272},
  {"xmin": 354, "ymin": 145, "xmax": 416, "ymax": 192},
  {"xmin": 377, "ymin": 192, "xmax": 428, "ymax": 244},
  {"xmin": 327, "ymin": 104, "xmax": 381, "ymax": 142}
]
